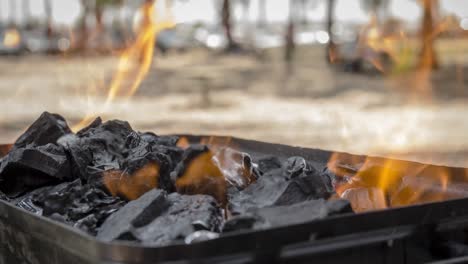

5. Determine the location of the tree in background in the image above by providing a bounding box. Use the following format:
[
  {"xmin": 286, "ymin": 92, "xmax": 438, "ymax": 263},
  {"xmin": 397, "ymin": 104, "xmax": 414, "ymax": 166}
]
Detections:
[
  {"xmin": 221, "ymin": 0, "xmax": 238, "ymax": 50},
  {"xmin": 22, "ymin": 0, "xmax": 31, "ymax": 29},
  {"xmin": 44, "ymin": 0, "xmax": 53, "ymax": 37},
  {"xmin": 326, "ymin": 0, "xmax": 336, "ymax": 63},
  {"xmin": 418, "ymin": 0, "xmax": 439, "ymax": 70}
]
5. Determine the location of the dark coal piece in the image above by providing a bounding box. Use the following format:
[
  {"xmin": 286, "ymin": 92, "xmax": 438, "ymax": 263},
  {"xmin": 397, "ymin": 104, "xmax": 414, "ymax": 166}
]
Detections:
[
  {"xmin": 59, "ymin": 119, "xmax": 180, "ymax": 194},
  {"xmin": 98, "ymin": 190, "xmax": 223, "ymax": 246},
  {"xmin": 133, "ymin": 193, "xmax": 223, "ymax": 245},
  {"xmin": 224, "ymin": 199, "xmax": 352, "ymax": 232},
  {"xmin": 0, "ymin": 143, "xmax": 71, "ymax": 197},
  {"xmin": 98, "ymin": 189, "xmax": 169, "ymax": 241},
  {"xmin": 32, "ymin": 179, "xmax": 125, "ymax": 235},
  {"xmin": 256, "ymin": 155, "xmax": 282, "ymax": 174},
  {"xmin": 14, "ymin": 112, "xmax": 71, "ymax": 149},
  {"xmin": 58, "ymin": 119, "xmax": 134, "ymax": 181},
  {"xmin": 229, "ymin": 156, "xmax": 334, "ymax": 213}
]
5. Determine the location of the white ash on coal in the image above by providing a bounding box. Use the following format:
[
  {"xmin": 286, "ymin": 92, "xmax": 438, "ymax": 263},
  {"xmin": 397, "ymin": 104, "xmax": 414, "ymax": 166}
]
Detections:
[{"xmin": 0, "ymin": 112, "xmax": 351, "ymax": 246}]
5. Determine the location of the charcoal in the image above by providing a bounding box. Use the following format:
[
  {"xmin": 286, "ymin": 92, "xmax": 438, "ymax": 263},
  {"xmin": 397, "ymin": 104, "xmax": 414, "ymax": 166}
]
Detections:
[
  {"xmin": 257, "ymin": 155, "xmax": 282, "ymax": 173},
  {"xmin": 59, "ymin": 119, "xmax": 134, "ymax": 181},
  {"xmin": 132, "ymin": 193, "xmax": 223, "ymax": 245},
  {"xmin": 222, "ymin": 214, "xmax": 259, "ymax": 232},
  {"xmin": 224, "ymin": 199, "xmax": 352, "ymax": 232},
  {"xmin": 97, "ymin": 189, "xmax": 169, "ymax": 241},
  {"xmin": 214, "ymin": 148, "xmax": 260, "ymax": 189},
  {"xmin": 0, "ymin": 190, "xmax": 9, "ymax": 201},
  {"xmin": 98, "ymin": 190, "xmax": 223, "ymax": 246},
  {"xmin": 172, "ymin": 145, "xmax": 227, "ymax": 205},
  {"xmin": 32, "ymin": 179, "xmax": 125, "ymax": 235},
  {"xmin": 0, "ymin": 143, "xmax": 71, "ymax": 197},
  {"xmin": 229, "ymin": 156, "xmax": 334, "ymax": 213},
  {"xmin": 13, "ymin": 112, "xmax": 71, "ymax": 149},
  {"xmin": 76, "ymin": 117, "xmax": 102, "ymax": 136},
  {"xmin": 59, "ymin": 120, "xmax": 179, "ymax": 195}
]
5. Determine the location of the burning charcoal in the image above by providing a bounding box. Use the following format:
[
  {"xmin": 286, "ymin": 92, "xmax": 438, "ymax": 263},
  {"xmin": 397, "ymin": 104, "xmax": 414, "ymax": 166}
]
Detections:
[
  {"xmin": 0, "ymin": 143, "xmax": 71, "ymax": 197},
  {"xmin": 97, "ymin": 189, "xmax": 169, "ymax": 241},
  {"xmin": 257, "ymin": 155, "xmax": 282, "ymax": 173},
  {"xmin": 98, "ymin": 190, "xmax": 223, "ymax": 246},
  {"xmin": 13, "ymin": 112, "xmax": 71, "ymax": 149},
  {"xmin": 172, "ymin": 145, "xmax": 227, "ymax": 205},
  {"xmin": 229, "ymin": 156, "xmax": 334, "ymax": 213},
  {"xmin": 132, "ymin": 193, "xmax": 223, "ymax": 245},
  {"xmin": 340, "ymin": 187, "xmax": 387, "ymax": 212},
  {"xmin": 33, "ymin": 179, "xmax": 125, "ymax": 235},
  {"xmin": 214, "ymin": 148, "xmax": 260, "ymax": 189},
  {"xmin": 224, "ymin": 199, "xmax": 351, "ymax": 232},
  {"xmin": 59, "ymin": 119, "xmax": 134, "ymax": 179}
]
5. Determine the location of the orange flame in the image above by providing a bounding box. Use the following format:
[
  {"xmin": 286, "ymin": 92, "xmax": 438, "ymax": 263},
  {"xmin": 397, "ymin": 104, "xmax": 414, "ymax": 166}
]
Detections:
[
  {"xmin": 328, "ymin": 152, "xmax": 460, "ymax": 212},
  {"xmin": 3, "ymin": 28, "xmax": 21, "ymax": 48},
  {"xmin": 175, "ymin": 150, "xmax": 227, "ymax": 206},
  {"xmin": 103, "ymin": 162, "xmax": 160, "ymax": 200},
  {"xmin": 73, "ymin": 0, "xmax": 175, "ymax": 131}
]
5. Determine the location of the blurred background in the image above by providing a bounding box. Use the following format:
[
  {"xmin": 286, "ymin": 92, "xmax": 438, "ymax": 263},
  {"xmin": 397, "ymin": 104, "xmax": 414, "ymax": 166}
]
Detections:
[{"xmin": 0, "ymin": 0, "xmax": 467, "ymax": 167}]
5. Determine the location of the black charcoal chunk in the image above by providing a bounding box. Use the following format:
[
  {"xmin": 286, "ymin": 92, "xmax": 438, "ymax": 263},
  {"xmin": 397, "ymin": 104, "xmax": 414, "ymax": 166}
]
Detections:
[
  {"xmin": 76, "ymin": 117, "xmax": 102, "ymax": 136},
  {"xmin": 229, "ymin": 156, "xmax": 334, "ymax": 213},
  {"xmin": 0, "ymin": 190, "xmax": 9, "ymax": 201},
  {"xmin": 98, "ymin": 189, "xmax": 169, "ymax": 241},
  {"xmin": 99, "ymin": 190, "xmax": 223, "ymax": 246},
  {"xmin": 14, "ymin": 112, "xmax": 71, "ymax": 149},
  {"xmin": 133, "ymin": 193, "xmax": 223, "ymax": 246},
  {"xmin": 222, "ymin": 214, "xmax": 259, "ymax": 232},
  {"xmin": 58, "ymin": 120, "xmax": 134, "ymax": 181},
  {"xmin": 224, "ymin": 199, "xmax": 352, "ymax": 232},
  {"xmin": 0, "ymin": 144, "xmax": 71, "ymax": 197},
  {"xmin": 33, "ymin": 179, "xmax": 125, "ymax": 235},
  {"xmin": 256, "ymin": 155, "xmax": 282, "ymax": 173},
  {"xmin": 283, "ymin": 156, "xmax": 309, "ymax": 179}
]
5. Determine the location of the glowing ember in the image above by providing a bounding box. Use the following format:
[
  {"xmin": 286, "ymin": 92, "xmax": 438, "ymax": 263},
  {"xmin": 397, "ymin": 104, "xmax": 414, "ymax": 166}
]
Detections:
[
  {"xmin": 3, "ymin": 28, "xmax": 21, "ymax": 48},
  {"xmin": 103, "ymin": 162, "xmax": 160, "ymax": 201}
]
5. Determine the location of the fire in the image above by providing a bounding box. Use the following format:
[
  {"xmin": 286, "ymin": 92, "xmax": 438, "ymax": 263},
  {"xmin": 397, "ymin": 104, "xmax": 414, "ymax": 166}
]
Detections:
[
  {"xmin": 175, "ymin": 150, "xmax": 227, "ymax": 206},
  {"xmin": 103, "ymin": 162, "xmax": 160, "ymax": 200},
  {"xmin": 328, "ymin": 152, "xmax": 461, "ymax": 212},
  {"xmin": 73, "ymin": 0, "xmax": 175, "ymax": 131},
  {"xmin": 3, "ymin": 28, "xmax": 21, "ymax": 48}
]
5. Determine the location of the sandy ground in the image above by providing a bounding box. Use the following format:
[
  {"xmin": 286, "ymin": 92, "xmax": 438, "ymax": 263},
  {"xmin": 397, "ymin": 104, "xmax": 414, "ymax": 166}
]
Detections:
[{"xmin": 1, "ymin": 43, "xmax": 468, "ymax": 167}]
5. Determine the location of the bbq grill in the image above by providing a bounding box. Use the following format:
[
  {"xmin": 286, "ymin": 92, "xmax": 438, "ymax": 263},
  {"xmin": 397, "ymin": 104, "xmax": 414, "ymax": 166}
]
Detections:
[{"xmin": 2, "ymin": 135, "xmax": 468, "ymax": 264}]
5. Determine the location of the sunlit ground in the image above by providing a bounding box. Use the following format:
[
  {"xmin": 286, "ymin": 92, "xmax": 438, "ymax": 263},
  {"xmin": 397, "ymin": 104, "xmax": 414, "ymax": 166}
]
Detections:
[{"xmin": 1, "ymin": 40, "xmax": 468, "ymax": 167}]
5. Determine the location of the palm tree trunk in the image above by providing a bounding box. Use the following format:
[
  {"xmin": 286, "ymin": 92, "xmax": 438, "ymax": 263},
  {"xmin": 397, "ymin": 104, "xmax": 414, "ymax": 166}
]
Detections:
[
  {"xmin": 222, "ymin": 0, "xmax": 236, "ymax": 49},
  {"xmin": 418, "ymin": 0, "xmax": 439, "ymax": 70},
  {"xmin": 44, "ymin": 0, "xmax": 53, "ymax": 37},
  {"xmin": 326, "ymin": 0, "xmax": 337, "ymax": 63}
]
